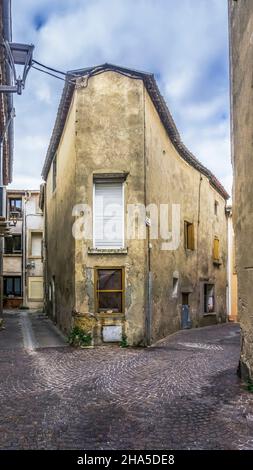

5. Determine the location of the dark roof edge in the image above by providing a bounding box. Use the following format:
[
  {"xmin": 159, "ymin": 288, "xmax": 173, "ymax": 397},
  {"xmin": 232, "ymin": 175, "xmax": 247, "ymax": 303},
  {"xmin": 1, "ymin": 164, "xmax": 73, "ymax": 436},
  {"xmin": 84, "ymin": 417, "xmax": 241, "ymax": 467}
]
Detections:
[{"xmin": 42, "ymin": 63, "xmax": 229, "ymax": 200}]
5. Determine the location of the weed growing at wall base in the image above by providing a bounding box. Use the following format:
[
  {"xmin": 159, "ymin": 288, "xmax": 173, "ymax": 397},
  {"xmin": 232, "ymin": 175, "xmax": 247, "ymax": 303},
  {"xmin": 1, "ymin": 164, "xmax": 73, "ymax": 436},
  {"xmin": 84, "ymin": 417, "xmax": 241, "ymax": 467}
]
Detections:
[
  {"xmin": 245, "ymin": 380, "xmax": 253, "ymax": 393},
  {"xmin": 68, "ymin": 326, "xmax": 92, "ymax": 347},
  {"xmin": 120, "ymin": 334, "xmax": 128, "ymax": 348}
]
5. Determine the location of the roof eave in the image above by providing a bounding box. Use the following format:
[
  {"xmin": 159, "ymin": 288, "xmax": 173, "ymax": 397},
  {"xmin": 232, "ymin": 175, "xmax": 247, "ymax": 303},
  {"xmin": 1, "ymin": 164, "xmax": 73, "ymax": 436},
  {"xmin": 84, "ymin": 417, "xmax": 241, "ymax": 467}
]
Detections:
[{"xmin": 42, "ymin": 64, "xmax": 229, "ymax": 200}]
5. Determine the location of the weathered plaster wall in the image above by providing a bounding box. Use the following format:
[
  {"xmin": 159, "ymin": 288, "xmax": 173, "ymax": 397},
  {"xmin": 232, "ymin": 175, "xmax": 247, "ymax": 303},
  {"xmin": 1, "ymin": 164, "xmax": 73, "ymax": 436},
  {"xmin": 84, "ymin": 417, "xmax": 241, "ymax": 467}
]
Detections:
[
  {"xmin": 229, "ymin": 0, "xmax": 253, "ymax": 378},
  {"xmin": 3, "ymin": 255, "xmax": 22, "ymax": 274},
  {"xmin": 144, "ymin": 89, "xmax": 228, "ymax": 341},
  {"xmin": 74, "ymin": 71, "xmax": 147, "ymax": 346},
  {"xmin": 45, "ymin": 94, "xmax": 77, "ymax": 332},
  {"xmin": 25, "ymin": 193, "xmax": 44, "ymax": 309}
]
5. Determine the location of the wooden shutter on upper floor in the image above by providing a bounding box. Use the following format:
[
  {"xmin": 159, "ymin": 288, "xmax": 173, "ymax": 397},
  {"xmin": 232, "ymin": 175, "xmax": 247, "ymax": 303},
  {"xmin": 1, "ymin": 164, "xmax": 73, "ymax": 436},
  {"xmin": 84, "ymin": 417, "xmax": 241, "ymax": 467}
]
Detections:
[
  {"xmin": 213, "ymin": 237, "xmax": 220, "ymax": 261},
  {"xmin": 28, "ymin": 277, "xmax": 43, "ymax": 300},
  {"xmin": 94, "ymin": 182, "xmax": 123, "ymax": 248},
  {"xmin": 188, "ymin": 223, "xmax": 195, "ymax": 250}
]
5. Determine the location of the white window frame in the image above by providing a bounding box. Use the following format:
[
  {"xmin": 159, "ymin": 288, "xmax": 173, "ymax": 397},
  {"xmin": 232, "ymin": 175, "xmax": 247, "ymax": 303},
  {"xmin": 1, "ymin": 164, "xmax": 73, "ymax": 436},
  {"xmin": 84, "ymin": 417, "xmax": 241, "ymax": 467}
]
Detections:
[{"xmin": 93, "ymin": 181, "xmax": 124, "ymax": 249}]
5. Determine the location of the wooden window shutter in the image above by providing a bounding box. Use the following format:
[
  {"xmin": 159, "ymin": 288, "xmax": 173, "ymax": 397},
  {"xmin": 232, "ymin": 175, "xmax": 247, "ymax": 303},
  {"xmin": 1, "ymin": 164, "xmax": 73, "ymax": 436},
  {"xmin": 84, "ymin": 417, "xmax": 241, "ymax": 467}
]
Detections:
[
  {"xmin": 94, "ymin": 182, "xmax": 123, "ymax": 248},
  {"xmin": 213, "ymin": 238, "xmax": 220, "ymax": 261},
  {"xmin": 28, "ymin": 277, "xmax": 43, "ymax": 300},
  {"xmin": 31, "ymin": 232, "xmax": 43, "ymax": 257},
  {"xmin": 184, "ymin": 221, "xmax": 188, "ymax": 248},
  {"xmin": 188, "ymin": 223, "xmax": 195, "ymax": 250}
]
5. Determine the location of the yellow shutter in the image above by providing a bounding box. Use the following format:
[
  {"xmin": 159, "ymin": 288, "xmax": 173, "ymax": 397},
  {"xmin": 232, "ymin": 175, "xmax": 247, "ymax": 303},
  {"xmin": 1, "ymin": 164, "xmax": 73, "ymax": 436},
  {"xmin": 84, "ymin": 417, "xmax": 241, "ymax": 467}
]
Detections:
[
  {"xmin": 184, "ymin": 221, "xmax": 188, "ymax": 248},
  {"xmin": 188, "ymin": 223, "xmax": 195, "ymax": 250},
  {"xmin": 28, "ymin": 277, "xmax": 43, "ymax": 300},
  {"xmin": 213, "ymin": 238, "xmax": 220, "ymax": 261}
]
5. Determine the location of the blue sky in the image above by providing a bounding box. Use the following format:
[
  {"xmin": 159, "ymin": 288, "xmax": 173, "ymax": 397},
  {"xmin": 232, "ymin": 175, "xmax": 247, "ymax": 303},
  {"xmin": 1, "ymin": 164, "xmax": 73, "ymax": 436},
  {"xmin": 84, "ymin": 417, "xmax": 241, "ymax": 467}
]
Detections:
[{"xmin": 11, "ymin": 0, "xmax": 231, "ymax": 194}]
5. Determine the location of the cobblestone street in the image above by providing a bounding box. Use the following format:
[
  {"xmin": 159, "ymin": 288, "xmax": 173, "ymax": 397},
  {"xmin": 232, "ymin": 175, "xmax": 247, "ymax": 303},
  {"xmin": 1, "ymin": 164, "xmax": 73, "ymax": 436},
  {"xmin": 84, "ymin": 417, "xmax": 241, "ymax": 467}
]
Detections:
[{"xmin": 1, "ymin": 311, "xmax": 253, "ymax": 450}]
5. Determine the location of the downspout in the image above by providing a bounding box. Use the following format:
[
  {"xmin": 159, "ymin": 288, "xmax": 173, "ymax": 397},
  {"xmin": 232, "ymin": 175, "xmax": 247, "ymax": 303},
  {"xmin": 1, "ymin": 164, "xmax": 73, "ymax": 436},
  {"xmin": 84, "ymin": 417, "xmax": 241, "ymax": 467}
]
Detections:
[
  {"xmin": 196, "ymin": 174, "xmax": 203, "ymax": 325},
  {"xmin": 44, "ymin": 183, "xmax": 48, "ymax": 314},
  {"xmin": 143, "ymin": 84, "xmax": 152, "ymax": 346},
  {"xmin": 22, "ymin": 193, "xmax": 27, "ymax": 306}
]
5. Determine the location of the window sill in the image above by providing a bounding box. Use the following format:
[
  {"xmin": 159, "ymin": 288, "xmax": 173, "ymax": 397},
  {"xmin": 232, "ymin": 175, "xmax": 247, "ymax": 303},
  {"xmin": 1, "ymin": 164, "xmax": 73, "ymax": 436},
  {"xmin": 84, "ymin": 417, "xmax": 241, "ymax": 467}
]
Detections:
[
  {"xmin": 4, "ymin": 296, "xmax": 23, "ymax": 299},
  {"xmin": 203, "ymin": 312, "xmax": 217, "ymax": 316},
  {"xmin": 88, "ymin": 247, "xmax": 128, "ymax": 255},
  {"xmin": 98, "ymin": 312, "xmax": 125, "ymax": 319},
  {"xmin": 3, "ymin": 253, "xmax": 22, "ymax": 257},
  {"xmin": 28, "ymin": 298, "xmax": 43, "ymax": 302}
]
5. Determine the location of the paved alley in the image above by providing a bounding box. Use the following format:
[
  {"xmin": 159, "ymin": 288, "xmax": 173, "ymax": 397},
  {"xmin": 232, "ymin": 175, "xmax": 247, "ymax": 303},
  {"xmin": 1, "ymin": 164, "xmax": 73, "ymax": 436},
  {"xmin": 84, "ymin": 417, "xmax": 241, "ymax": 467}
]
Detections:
[{"xmin": 0, "ymin": 313, "xmax": 253, "ymax": 450}]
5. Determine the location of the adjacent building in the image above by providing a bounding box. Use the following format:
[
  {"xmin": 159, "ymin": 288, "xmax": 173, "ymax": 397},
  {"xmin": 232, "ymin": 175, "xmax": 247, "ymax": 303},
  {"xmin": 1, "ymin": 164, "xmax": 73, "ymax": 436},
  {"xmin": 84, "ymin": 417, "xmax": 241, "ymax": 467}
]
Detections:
[
  {"xmin": 226, "ymin": 206, "xmax": 237, "ymax": 322},
  {"xmin": 41, "ymin": 64, "xmax": 229, "ymax": 346},
  {"xmin": 0, "ymin": 0, "xmax": 13, "ymax": 188},
  {"xmin": 0, "ymin": 0, "xmax": 13, "ymax": 315},
  {"xmin": 3, "ymin": 190, "xmax": 44, "ymax": 309},
  {"xmin": 228, "ymin": 0, "xmax": 253, "ymax": 379}
]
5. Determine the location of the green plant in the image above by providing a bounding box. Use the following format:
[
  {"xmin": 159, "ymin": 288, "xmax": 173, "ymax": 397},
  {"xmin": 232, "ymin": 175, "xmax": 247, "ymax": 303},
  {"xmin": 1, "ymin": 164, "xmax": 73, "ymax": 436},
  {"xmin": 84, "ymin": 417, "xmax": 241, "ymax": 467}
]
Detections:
[
  {"xmin": 120, "ymin": 333, "xmax": 128, "ymax": 348},
  {"xmin": 68, "ymin": 326, "xmax": 92, "ymax": 347},
  {"xmin": 246, "ymin": 380, "xmax": 253, "ymax": 393}
]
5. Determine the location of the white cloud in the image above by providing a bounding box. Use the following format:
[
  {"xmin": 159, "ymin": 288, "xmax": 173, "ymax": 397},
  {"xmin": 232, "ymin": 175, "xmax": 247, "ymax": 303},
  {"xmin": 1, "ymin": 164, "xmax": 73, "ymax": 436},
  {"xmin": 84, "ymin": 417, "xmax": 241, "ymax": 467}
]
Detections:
[{"xmin": 9, "ymin": 0, "xmax": 231, "ymax": 194}]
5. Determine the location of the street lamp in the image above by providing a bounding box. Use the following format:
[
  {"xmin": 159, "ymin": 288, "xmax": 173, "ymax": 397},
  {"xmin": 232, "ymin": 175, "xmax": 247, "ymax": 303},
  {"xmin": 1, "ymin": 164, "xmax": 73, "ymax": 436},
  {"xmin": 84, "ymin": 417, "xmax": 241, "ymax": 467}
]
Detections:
[{"xmin": 0, "ymin": 40, "xmax": 34, "ymax": 95}]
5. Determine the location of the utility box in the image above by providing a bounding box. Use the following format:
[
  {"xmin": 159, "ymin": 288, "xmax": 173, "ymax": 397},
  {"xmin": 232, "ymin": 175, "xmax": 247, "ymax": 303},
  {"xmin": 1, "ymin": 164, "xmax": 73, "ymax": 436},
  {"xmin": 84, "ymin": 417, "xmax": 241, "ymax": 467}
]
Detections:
[{"xmin": 102, "ymin": 325, "xmax": 122, "ymax": 342}]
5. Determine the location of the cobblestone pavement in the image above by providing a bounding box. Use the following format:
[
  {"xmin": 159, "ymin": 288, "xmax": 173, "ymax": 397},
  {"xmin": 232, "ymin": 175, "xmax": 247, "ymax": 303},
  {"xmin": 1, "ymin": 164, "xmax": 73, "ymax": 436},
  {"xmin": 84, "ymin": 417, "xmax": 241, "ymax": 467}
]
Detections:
[{"xmin": 1, "ymin": 312, "xmax": 253, "ymax": 450}]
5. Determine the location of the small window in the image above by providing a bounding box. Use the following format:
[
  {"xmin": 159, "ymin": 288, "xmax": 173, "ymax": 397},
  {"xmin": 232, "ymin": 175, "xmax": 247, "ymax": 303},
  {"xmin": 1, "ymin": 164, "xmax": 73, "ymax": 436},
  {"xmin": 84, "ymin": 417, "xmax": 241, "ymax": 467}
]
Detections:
[
  {"xmin": 30, "ymin": 232, "xmax": 43, "ymax": 257},
  {"xmin": 184, "ymin": 221, "xmax": 195, "ymax": 250},
  {"xmin": 4, "ymin": 235, "xmax": 22, "ymax": 254},
  {"xmin": 213, "ymin": 237, "xmax": 220, "ymax": 261},
  {"xmin": 172, "ymin": 277, "xmax": 179, "ymax": 298},
  {"xmin": 96, "ymin": 268, "xmax": 124, "ymax": 313},
  {"xmin": 52, "ymin": 155, "xmax": 57, "ymax": 192},
  {"xmin": 214, "ymin": 200, "xmax": 218, "ymax": 216},
  {"xmin": 9, "ymin": 198, "xmax": 22, "ymax": 217},
  {"xmin": 3, "ymin": 276, "xmax": 22, "ymax": 297},
  {"xmin": 204, "ymin": 284, "xmax": 215, "ymax": 313}
]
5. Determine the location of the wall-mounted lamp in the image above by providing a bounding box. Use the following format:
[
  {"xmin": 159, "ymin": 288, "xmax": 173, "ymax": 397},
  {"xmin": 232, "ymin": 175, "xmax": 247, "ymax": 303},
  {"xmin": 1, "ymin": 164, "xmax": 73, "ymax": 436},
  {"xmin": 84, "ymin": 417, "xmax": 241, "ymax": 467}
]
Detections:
[{"xmin": 0, "ymin": 41, "xmax": 34, "ymax": 95}]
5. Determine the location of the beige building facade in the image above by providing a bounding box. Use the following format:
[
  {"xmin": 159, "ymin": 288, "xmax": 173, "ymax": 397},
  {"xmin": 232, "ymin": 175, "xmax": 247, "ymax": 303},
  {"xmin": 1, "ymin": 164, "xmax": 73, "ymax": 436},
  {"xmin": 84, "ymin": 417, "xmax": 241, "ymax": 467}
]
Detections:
[
  {"xmin": 227, "ymin": 206, "xmax": 238, "ymax": 322},
  {"xmin": 3, "ymin": 190, "xmax": 44, "ymax": 309},
  {"xmin": 228, "ymin": 0, "xmax": 253, "ymax": 379},
  {"xmin": 41, "ymin": 64, "xmax": 229, "ymax": 346}
]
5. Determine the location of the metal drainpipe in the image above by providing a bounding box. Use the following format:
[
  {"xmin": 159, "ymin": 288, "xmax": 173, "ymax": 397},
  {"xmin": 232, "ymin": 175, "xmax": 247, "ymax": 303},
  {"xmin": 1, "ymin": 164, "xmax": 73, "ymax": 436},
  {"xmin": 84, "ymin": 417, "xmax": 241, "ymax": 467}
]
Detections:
[
  {"xmin": 22, "ymin": 193, "xmax": 28, "ymax": 306},
  {"xmin": 44, "ymin": 183, "xmax": 48, "ymax": 314},
  {"xmin": 143, "ymin": 84, "xmax": 152, "ymax": 346},
  {"xmin": 196, "ymin": 174, "xmax": 203, "ymax": 324}
]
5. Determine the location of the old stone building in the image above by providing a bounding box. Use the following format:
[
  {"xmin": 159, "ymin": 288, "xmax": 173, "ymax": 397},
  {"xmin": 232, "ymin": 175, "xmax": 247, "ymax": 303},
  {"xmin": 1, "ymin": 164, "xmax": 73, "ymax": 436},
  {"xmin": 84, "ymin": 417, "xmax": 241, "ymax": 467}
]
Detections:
[
  {"xmin": 3, "ymin": 190, "xmax": 44, "ymax": 309},
  {"xmin": 41, "ymin": 64, "xmax": 229, "ymax": 346},
  {"xmin": 228, "ymin": 0, "xmax": 253, "ymax": 378}
]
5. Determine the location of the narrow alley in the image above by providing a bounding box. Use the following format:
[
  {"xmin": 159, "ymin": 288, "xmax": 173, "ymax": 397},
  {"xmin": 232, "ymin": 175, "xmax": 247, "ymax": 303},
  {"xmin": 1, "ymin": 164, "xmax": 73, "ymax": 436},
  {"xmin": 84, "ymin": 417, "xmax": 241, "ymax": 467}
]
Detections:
[{"xmin": 1, "ymin": 313, "xmax": 253, "ymax": 450}]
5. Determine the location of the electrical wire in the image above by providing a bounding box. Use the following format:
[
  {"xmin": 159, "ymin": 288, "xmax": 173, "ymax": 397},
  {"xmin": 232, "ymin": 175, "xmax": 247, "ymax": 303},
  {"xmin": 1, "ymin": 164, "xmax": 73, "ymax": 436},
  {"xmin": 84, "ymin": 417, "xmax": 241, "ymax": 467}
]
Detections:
[
  {"xmin": 31, "ymin": 60, "xmax": 146, "ymax": 89},
  {"xmin": 32, "ymin": 59, "xmax": 78, "ymax": 78},
  {"xmin": 31, "ymin": 65, "xmax": 75, "ymax": 85}
]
